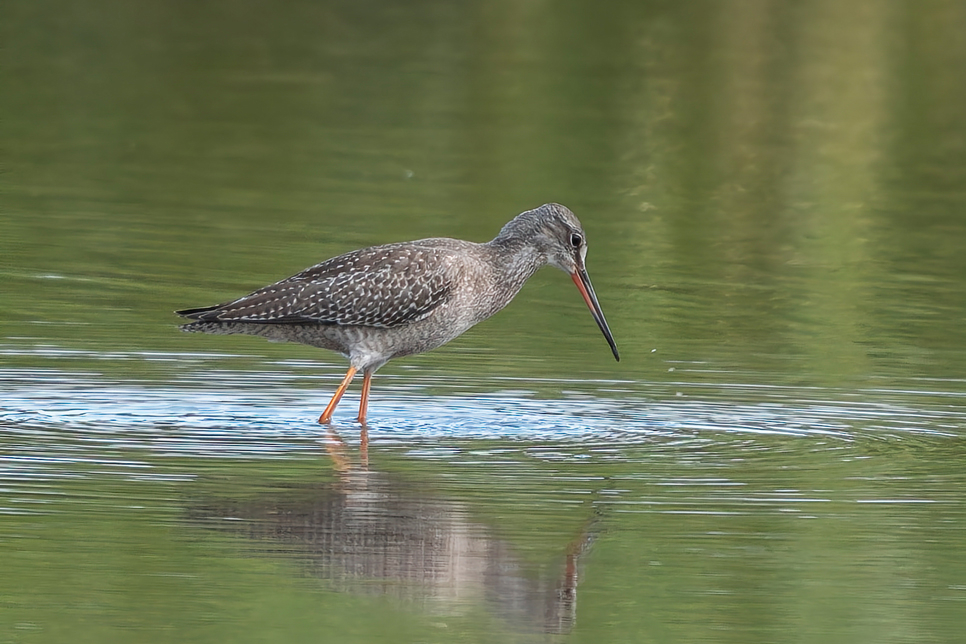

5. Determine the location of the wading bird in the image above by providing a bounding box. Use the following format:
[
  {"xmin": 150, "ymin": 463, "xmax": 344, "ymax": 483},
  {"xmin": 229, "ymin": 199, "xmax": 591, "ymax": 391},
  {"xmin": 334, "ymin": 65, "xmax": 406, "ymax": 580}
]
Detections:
[{"xmin": 178, "ymin": 203, "xmax": 619, "ymax": 424}]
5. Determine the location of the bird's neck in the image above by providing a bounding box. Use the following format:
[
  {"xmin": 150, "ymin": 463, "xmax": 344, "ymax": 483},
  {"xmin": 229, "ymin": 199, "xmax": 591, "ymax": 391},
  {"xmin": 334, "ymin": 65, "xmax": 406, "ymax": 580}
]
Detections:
[{"xmin": 485, "ymin": 236, "xmax": 548, "ymax": 295}]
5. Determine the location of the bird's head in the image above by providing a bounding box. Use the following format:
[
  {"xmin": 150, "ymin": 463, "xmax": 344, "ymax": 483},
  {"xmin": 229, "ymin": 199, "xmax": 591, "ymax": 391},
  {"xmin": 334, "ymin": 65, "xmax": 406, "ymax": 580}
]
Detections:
[{"xmin": 499, "ymin": 203, "xmax": 620, "ymax": 362}]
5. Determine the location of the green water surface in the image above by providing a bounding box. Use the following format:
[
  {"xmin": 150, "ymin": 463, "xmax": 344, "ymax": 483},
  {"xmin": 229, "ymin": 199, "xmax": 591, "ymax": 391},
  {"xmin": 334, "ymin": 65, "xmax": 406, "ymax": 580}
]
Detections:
[{"xmin": 3, "ymin": 1, "xmax": 966, "ymax": 642}]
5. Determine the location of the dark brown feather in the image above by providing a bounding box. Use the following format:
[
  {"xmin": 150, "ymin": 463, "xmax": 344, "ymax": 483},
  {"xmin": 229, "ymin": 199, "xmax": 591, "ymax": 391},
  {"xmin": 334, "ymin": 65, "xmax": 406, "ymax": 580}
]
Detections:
[{"xmin": 177, "ymin": 242, "xmax": 456, "ymax": 328}]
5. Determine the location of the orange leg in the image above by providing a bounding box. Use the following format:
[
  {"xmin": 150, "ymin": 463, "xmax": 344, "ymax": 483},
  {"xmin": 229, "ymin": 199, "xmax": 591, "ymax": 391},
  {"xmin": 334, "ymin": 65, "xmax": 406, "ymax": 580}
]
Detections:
[
  {"xmin": 356, "ymin": 370, "xmax": 373, "ymax": 424},
  {"xmin": 318, "ymin": 366, "xmax": 357, "ymax": 424}
]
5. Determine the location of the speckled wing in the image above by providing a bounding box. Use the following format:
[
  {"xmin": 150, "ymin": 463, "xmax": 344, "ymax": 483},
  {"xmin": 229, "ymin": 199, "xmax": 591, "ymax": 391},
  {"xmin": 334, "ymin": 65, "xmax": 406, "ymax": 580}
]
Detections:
[{"xmin": 178, "ymin": 243, "xmax": 456, "ymax": 328}]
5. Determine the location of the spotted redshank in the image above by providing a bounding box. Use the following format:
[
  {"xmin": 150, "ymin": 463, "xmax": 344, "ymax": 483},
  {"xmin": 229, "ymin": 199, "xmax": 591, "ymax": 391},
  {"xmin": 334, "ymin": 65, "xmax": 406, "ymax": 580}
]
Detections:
[{"xmin": 177, "ymin": 203, "xmax": 619, "ymax": 424}]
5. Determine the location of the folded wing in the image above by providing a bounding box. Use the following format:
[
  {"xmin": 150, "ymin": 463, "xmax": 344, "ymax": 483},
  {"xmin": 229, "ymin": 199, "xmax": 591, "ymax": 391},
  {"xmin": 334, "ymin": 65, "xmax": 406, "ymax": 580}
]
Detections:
[{"xmin": 177, "ymin": 243, "xmax": 456, "ymax": 328}]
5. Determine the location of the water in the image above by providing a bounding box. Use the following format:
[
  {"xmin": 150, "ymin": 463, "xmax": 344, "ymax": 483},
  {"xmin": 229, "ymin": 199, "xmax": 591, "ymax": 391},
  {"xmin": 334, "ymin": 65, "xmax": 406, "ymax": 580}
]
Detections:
[{"xmin": 4, "ymin": 0, "xmax": 966, "ymax": 642}]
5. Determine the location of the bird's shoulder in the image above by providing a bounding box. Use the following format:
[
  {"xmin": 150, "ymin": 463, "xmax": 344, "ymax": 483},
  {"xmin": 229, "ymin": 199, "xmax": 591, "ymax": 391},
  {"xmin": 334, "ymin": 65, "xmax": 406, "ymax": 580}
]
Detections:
[{"xmin": 290, "ymin": 238, "xmax": 474, "ymax": 283}]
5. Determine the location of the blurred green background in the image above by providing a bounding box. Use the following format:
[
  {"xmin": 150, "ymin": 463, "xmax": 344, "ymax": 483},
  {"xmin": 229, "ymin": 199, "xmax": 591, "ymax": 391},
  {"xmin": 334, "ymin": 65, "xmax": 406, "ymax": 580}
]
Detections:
[
  {"xmin": 3, "ymin": 0, "xmax": 966, "ymax": 642},
  {"xmin": 4, "ymin": 0, "xmax": 966, "ymax": 387}
]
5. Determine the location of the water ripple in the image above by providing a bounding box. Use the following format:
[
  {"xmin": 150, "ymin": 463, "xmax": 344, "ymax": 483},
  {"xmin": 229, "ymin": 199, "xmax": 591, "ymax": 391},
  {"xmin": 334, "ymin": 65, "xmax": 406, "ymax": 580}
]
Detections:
[{"xmin": 1, "ymin": 370, "xmax": 962, "ymax": 462}]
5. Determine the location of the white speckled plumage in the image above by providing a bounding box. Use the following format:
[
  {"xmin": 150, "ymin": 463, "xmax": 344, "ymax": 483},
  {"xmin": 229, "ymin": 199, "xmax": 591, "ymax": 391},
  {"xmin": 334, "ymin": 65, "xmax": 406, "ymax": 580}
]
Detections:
[{"xmin": 178, "ymin": 203, "xmax": 618, "ymax": 424}]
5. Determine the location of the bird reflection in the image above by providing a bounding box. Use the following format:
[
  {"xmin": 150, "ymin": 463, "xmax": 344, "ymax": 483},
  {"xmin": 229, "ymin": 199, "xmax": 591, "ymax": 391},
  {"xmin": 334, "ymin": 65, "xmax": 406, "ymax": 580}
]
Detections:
[{"xmin": 191, "ymin": 426, "xmax": 597, "ymax": 635}]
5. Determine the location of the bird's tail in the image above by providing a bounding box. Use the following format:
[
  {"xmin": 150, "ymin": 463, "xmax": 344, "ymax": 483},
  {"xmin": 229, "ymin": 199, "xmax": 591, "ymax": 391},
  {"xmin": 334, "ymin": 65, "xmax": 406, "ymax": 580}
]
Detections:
[{"xmin": 176, "ymin": 305, "xmax": 222, "ymax": 320}]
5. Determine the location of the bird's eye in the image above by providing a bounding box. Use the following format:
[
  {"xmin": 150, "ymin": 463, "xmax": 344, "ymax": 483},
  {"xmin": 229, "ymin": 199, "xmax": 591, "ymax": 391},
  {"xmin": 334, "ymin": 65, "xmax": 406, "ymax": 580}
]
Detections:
[{"xmin": 570, "ymin": 233, "xmax": 582, "ymax": 248}]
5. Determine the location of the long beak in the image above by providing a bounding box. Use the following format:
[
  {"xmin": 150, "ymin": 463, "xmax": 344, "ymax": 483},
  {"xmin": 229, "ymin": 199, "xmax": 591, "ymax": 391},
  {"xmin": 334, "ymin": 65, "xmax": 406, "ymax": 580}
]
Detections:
[{"xmin": 570, "ymin": 268, "xmax": 620, "ymax": 362}]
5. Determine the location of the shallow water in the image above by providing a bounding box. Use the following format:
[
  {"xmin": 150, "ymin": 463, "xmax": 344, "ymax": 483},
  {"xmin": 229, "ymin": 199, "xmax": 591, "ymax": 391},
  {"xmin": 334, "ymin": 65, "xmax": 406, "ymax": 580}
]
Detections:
[
  {"xmin": 4, "ymin": 0, "xmax": 966, "ymax": 642},
  {"xmin": 3, "ymin": 355, "xmax": 965, "ymax": 642}
]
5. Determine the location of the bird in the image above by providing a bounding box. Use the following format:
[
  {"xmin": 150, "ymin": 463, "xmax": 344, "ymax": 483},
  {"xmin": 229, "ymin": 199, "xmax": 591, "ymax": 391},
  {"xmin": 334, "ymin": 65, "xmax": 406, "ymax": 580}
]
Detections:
[{"xmin": 177, "ymin": 203, "xmax": 619, "ymax": 424}]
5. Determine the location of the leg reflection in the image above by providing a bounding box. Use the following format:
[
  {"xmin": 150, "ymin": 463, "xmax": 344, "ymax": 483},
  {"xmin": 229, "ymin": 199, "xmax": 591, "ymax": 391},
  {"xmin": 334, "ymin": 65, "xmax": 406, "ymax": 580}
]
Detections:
[{"xmin": 322, "ymin": 425, "xmax": 368, "ymax": 476}]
